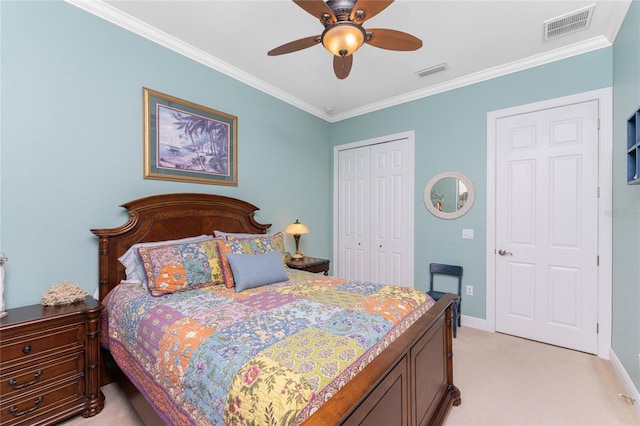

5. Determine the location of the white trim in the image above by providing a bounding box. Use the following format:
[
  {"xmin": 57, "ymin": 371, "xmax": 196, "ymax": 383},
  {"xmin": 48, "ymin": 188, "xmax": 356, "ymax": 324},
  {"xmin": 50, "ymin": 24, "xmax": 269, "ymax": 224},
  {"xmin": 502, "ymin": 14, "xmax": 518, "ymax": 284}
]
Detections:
[
  {"xmin": 65, "ymin": 0, "xmax": 327, "ymax": 120},
  {"xmin": 486, "ymin": 88, "xmax": 613, "ymax": 359},
  {"xmin": 331, "ymin": 36, "xmax": 612, "ymax": 122},
  {"xmin": 610, "ymin": 349, "xmax": 640, "ymax": 419},
  {"xmin": 460, "ymin": 315, "xmax": 489, "ymax": 332},
  {"xmin": 65, "ymin": 0, "xmax": 628, "ymax": 123},
  {"xmin": 332, "ymin": 131, "xmax": 415, "ymax": 287}
]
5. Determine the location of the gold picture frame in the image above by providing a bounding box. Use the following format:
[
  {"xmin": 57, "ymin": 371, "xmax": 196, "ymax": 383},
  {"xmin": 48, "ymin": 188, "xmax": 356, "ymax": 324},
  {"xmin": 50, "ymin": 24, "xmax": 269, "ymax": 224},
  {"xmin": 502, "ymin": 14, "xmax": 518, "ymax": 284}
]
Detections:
[{"xmin": 143, "ymin": 88, "xmax": 238, "ymax": 186}]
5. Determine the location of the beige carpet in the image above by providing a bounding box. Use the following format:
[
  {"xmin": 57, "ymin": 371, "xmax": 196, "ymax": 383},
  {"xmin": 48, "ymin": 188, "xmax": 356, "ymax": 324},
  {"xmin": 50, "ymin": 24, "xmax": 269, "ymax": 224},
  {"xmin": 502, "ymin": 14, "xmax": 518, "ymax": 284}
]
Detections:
[
  {"xmin": 445, "ymin": 327, "xmax": 639, "ymax": 426},
  {"xmin": 61, "ymin": 327, "xmax": 639, "ymax": 425}
]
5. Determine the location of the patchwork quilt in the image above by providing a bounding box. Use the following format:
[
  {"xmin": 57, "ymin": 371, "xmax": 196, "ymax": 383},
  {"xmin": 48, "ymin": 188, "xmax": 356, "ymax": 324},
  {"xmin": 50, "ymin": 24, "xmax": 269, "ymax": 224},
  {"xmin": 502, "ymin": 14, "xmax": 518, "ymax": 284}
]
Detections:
[{"xmin": 103, "ymin": 269, "xmax": 435, "ymax": 425}]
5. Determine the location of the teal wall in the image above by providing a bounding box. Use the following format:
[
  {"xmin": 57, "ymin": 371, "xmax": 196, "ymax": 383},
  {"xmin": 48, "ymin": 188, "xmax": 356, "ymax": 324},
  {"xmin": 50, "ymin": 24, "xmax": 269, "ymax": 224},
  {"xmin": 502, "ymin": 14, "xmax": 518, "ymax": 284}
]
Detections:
[
  {"xmin": 331, "ymin": 48, "xmax": 613, "ymax": 319},
  {"xmin": 1, "ymin": 0, "xmax": 638, "ymax": 394},
  {"xmin": 0, "ymin": 1, "xmax": 332, "ymax": 308},
  {"xmin": 612, "ymin": 0, "xmax": 640, "ymax": 394}
]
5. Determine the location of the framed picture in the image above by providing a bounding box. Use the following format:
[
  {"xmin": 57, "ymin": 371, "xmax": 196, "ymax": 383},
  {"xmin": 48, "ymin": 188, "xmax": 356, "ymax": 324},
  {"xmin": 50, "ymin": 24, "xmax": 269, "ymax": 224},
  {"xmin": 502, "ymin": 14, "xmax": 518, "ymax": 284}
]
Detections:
[{"xmin": 143, "ymin": 88, "xmax": 238, "ymax": 186}]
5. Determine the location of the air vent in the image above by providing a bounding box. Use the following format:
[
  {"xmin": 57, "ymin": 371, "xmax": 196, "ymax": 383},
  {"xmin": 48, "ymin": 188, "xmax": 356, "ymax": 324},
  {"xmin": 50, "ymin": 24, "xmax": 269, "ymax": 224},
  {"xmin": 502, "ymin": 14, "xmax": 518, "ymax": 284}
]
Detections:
[
  {"xmin": 416, "ymin": 63, "xmax": 448, "ymax": 78},
  {"xmin": 544, "ymin": 4, "xmax": 595, "ymax": 40}
]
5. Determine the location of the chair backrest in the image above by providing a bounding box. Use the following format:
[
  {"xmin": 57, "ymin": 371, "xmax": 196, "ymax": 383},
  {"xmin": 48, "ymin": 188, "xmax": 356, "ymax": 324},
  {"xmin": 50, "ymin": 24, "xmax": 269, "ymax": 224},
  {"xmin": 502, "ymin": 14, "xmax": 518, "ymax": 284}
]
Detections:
[{"xmin": 429, "ymin": 263, "xmax": 463, "ymax": 295}]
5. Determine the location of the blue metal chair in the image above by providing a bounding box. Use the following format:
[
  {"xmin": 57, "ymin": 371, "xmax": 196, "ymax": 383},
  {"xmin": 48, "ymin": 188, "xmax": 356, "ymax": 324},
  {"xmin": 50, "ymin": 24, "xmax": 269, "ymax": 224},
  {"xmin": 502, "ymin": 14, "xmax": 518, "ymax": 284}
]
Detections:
[{"xmin": 427, "ymin": 263, "xmax": 462, "ymax": 338}]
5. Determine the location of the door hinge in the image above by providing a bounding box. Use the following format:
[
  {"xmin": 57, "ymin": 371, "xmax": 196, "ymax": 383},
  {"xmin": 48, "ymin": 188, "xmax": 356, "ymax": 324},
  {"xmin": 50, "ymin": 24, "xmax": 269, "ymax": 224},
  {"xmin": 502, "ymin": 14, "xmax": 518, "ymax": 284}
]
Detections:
[
  {"xmin": 597, "ymin": 323, "xmax": 599, "ymax": 334},
  {"xmin": 597, "ymin": 118, "xmax": 600, "ymax": 130},
  {"xmin": 597, "ymin": 255, "xmax": 600, "ymax": 266},
  {"xmin": 597, "ymin": 187, "xmax": 600, "ymax": 198}
]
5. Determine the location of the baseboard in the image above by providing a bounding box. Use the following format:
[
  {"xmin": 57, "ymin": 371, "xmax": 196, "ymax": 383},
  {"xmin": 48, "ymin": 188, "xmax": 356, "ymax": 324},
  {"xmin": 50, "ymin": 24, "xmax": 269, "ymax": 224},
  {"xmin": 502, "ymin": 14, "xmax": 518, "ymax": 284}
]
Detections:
[
  {"xmin": 610, "ymin": 348, "xmax": 640, "ymax": 419},
  {"xmin": 460, "ymin": 314, "xmax": 488, "ymax": 331}
]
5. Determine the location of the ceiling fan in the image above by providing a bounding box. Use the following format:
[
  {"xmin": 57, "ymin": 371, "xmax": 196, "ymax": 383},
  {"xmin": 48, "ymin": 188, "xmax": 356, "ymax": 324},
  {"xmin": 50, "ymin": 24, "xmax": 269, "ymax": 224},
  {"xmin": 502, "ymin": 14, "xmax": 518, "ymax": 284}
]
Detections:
[{"xmin": 267, "ymin": 0, "xmax": 422, "ymax": 79}]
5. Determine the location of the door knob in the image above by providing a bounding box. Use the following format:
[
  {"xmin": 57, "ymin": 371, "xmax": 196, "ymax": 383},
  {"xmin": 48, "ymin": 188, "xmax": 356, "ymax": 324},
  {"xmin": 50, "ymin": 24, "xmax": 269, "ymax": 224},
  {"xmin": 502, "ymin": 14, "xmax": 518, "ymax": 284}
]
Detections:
[{"xmin": 498, "ymin": 249, "xmax": 513, "ymax": 256}]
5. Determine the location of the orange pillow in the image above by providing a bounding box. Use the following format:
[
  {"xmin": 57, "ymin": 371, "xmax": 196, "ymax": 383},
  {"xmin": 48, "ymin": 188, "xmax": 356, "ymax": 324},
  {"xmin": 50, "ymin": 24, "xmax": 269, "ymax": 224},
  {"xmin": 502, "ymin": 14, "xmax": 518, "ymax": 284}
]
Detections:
[{"xmin": 215, "ymin": 239, "xmax": 261, "ymax": 288}]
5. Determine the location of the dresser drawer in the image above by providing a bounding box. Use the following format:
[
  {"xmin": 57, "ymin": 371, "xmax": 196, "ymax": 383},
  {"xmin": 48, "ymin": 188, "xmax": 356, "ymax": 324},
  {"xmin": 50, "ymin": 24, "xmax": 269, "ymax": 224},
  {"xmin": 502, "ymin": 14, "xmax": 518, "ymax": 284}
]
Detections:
[
  {"xmin": 0, "ymin": 350, "xmax": 84, "ymax": 399},
  {"xmin": 1, "ymin": 322, "xmax": 84, "ymax": 365},
  {"xmin": 0, "ymin": 375, "xmax": 84, "ymax": 426},
  {"xmin": 0, "ymin": 298, "xmax": 104, "ymax": 424}
]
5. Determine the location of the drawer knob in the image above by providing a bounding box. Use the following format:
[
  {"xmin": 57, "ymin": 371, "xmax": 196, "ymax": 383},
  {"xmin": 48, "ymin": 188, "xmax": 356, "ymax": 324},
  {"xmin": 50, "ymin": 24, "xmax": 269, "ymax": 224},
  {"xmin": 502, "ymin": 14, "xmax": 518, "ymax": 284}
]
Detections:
[
  {"xmin": 8, "ymin": 396, "xmax": 43, "ymax": 417},
  {"xmin": 21, "ymin": 345, "xmax": 31, "ymax": 354},
  {"xmin": 8, "ymin": 370, "xmax": 43, "ymax": 390}
]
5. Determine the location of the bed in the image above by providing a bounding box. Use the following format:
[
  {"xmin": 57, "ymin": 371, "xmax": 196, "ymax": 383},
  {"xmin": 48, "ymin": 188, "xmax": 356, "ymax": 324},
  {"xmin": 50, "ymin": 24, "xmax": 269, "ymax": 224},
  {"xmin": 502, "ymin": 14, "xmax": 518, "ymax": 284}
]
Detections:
[{"xmin": 91, "ymin": 193, "xmax": 461, "ymax": 425}]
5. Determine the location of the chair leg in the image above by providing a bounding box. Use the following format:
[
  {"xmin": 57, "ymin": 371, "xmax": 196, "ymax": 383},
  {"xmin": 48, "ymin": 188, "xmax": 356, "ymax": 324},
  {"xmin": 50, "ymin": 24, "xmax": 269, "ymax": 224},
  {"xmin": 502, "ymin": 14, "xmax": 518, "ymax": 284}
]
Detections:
[{"xmin": 452, "ymin": 302, "xmax": 458, "ymax": 338}]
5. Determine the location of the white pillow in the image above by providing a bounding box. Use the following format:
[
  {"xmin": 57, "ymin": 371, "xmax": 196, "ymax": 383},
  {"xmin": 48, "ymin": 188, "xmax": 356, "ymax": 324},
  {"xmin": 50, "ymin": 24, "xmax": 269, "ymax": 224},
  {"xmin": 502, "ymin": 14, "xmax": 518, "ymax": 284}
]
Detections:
[{"xmin": 118, "ymin": 235, "xmax": 213, "ymax": 283}]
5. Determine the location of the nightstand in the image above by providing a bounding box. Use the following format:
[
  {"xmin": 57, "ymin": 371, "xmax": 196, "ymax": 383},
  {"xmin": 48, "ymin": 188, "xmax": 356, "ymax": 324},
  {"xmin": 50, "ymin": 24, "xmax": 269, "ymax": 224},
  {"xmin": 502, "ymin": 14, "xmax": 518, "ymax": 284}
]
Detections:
[
  {"xmin": 287, "ymin": 256, "xmax": 330, "ymax": 275},
  {"xmin": 0, "ymin": 296, "xmax": 104, "ymax": 425}
]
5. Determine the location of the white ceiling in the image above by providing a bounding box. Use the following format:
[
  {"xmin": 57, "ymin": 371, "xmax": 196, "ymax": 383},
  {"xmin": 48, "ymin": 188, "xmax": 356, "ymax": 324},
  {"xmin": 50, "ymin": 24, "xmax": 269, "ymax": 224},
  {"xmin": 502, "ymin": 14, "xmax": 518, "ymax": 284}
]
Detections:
[{"xmin": 69, "ymin": 0, "xmax": 631, "ymax": 122}]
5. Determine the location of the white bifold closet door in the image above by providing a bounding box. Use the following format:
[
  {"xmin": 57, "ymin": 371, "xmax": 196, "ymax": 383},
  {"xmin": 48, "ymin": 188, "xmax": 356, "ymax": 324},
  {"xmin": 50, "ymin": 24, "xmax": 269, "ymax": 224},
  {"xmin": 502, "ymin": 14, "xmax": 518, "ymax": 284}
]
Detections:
[{"xmin": 336, "ymin": 137, "xmax": 413, "ymax": 287}]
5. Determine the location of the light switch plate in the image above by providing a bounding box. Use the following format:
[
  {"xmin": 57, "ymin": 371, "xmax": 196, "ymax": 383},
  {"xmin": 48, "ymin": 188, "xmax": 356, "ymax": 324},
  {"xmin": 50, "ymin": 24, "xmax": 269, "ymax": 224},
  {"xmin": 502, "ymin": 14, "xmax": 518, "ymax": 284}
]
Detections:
[{"xmin": 462, "ymin": 228, "xmax": 474, "ymax": 239}]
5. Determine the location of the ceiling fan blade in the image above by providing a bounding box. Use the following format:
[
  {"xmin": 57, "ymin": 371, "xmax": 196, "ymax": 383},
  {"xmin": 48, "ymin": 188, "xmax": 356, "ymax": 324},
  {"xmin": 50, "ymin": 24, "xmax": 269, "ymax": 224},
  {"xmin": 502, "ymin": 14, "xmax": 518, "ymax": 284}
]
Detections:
[
  {"xmin": 350, "ymin": 0, "xmax": 393, "ymax": 23},
  {"xmin": 333, "ymin": 55, "xmax": 353, "ymax": 79},
  {"xmin": 293, "ymin": 0, "xmax": 336, "ymax": 23},
  {"xmin": 365, "ymin": 28, "xmax": 422, "ymax": 51},
  {"xmin": 268, "ymin": 35, "xmax": 321, "ymax": 56}
]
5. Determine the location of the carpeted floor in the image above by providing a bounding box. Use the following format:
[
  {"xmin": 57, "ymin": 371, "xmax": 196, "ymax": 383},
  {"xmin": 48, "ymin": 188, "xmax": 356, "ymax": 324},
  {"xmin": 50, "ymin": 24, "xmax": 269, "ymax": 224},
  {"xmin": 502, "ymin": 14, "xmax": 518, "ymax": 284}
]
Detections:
[
  {"xmin": 60, "ymin": 327, "xmax": 639, "ymax": 425},
  {"xmin": 445, "ymin": 327, "xmax": 639, "ymax": 425}
]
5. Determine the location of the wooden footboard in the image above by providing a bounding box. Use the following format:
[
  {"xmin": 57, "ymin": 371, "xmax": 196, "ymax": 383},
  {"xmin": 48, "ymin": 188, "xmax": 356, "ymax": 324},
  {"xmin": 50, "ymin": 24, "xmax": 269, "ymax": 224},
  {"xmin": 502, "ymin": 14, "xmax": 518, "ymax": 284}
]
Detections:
[{"xmin": 305, "ymin": 293, "xmax": 461, "ymax": 425}]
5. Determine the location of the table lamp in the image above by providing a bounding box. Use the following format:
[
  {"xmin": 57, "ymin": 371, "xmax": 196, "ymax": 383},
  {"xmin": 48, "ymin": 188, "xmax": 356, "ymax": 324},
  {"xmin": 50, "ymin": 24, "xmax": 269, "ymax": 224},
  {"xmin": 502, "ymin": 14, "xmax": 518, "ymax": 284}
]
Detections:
[{"xmin": 285, "ymin": 220, "xmax": 309, "ymax": 259}]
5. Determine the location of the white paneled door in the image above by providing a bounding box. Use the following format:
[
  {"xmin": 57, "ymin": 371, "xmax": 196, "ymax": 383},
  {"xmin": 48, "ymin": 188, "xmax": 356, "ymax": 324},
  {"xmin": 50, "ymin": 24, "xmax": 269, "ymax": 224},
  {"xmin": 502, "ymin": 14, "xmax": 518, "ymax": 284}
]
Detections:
[
  {"xmin": 337, "ymin": 146, "xmax": 371, "ymax": 282},
  {"xmin": 370, "ymin": 141, "xmax": 412, "ymax": 286},
  {"xmin": 495, "ymin": 101, "xmax": 599, "ymax": 354},
  {"xmin": 336, "ymin": 134, "xmax": 414, "ymax": 287}
]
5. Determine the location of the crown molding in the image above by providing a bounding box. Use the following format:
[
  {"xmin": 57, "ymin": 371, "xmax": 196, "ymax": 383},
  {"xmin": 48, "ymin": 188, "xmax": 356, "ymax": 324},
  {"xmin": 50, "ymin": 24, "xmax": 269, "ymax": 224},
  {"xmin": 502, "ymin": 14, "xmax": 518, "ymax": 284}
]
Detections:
[
  {"xmin": 65, "ymin": 0, "xmax": 328, "ymax": 121},
  {"xmin": 330, "ymin": 35, "xmax": 612, "ymax": 122},
  {"xmin": 67, "ymin": 0, "xmax": 621, "ymax": 124}
]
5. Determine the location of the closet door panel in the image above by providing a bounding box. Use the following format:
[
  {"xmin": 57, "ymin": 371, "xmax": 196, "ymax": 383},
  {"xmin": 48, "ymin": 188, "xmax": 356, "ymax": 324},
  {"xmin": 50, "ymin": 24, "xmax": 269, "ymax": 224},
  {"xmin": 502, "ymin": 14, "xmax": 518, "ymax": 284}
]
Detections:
[
  {"xmin": 337, "ymin": 147, "xmax": 371, "ymax": 281},
  {"xmin": 371, "ymin": 140, "xmax": 411, "ymax": 286}
]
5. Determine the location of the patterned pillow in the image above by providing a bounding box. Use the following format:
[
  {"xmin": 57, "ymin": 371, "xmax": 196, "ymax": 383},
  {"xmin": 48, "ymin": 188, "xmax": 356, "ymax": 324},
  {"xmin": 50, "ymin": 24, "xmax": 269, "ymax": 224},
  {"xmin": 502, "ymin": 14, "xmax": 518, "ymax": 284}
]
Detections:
[
  {"xmin": 118, "ymin": 235, "xmax": 213, "ymax": 284},
  {"xmin": 138, "ymin": 238, "xmax": 224, "ymax": 296},
  {"xmin": 216, "ymin": 239, "xmax": 262, "ymax": 288},
  {"xmin": 227, "ymin": 232, "xmax": 286, "ymax": 264}
]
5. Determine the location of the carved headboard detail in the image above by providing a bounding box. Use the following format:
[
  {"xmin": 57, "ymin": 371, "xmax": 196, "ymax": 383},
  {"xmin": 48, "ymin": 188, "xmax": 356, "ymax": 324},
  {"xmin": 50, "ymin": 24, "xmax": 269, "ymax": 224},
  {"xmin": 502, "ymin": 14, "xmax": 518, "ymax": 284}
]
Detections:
[{"xmin": 90, "ymin": 193, "xmax": 271, "ymax": 300}]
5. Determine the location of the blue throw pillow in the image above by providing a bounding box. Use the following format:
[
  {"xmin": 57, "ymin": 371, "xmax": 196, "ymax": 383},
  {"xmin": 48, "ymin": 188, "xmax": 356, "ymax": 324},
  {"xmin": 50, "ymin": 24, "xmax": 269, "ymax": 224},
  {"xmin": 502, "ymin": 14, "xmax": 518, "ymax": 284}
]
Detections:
[{"xmin": 226, "ymin": 251, "xmax": 289, "ymax": 292}]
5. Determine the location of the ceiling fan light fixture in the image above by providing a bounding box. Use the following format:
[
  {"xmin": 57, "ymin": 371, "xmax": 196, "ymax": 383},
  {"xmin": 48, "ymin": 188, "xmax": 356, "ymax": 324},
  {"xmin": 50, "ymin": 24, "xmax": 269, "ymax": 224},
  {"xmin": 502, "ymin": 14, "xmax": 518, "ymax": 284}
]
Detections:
[{"xmin": 321, "ymin": 21, "xmax": 365, "ymax": 57}]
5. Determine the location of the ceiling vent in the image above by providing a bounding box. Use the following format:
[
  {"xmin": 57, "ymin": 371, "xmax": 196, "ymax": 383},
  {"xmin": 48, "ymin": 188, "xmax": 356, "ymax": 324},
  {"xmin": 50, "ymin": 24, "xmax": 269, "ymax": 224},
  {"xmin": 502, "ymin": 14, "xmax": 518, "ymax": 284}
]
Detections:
[
  {"xmin": 544, "ymin": 4, "xmax": 595, "ymax": 40},
  {"xmin": 416, "ymin": 62, "xmax": 448, "ymax": 78}
]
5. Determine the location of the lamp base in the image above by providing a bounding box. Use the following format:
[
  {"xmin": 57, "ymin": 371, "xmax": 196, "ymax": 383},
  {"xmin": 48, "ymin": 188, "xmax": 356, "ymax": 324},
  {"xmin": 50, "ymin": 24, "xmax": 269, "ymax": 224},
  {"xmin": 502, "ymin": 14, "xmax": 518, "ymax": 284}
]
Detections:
[
  {"xmin": 0, "ymin": 311, "xmax": 7, "ymax": 318},
  {"xmin": 291, "ymin": 253, "xmax": 304, "ymax": 259}
]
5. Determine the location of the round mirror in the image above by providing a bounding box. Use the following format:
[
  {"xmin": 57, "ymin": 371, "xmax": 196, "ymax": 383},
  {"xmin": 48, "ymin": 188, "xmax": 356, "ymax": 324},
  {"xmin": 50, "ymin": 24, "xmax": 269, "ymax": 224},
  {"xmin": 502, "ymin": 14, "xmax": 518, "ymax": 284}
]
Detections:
[{"xmin": 424, "ymin": 171, "xmax": 475, "ymax": 219}]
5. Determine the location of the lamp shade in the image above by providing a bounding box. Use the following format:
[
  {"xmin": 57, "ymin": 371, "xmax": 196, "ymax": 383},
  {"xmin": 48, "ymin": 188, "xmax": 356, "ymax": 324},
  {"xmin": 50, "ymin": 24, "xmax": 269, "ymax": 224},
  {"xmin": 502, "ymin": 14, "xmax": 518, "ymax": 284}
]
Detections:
[
  {"xmin": 321, "ymin": 22, "xmax": 366, "ymax": 57},
  {"xmin": 285, "ymin": 220, "xmax": 309, "ymax": 235}
]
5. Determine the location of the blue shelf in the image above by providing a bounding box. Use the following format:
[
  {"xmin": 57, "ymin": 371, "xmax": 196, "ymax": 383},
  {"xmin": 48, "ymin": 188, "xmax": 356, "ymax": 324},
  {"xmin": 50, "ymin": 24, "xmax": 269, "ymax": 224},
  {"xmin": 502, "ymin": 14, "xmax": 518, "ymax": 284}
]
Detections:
[{"xmin": 628, "ymin": 108, "xmax": 640, "ymax": 185}]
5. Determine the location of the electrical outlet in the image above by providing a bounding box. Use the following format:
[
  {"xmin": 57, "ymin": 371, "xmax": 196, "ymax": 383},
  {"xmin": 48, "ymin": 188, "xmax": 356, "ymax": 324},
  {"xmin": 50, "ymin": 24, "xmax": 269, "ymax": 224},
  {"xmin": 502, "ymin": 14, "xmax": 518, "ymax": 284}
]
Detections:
[{"xmin": 466, "ymin": 285, "xmax": 473, "ymax": 296}]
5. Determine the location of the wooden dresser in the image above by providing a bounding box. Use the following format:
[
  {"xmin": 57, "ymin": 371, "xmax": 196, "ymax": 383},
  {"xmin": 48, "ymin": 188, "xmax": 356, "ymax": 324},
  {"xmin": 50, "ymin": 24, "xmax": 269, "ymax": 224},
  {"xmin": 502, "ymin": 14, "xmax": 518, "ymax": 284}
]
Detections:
[{"xmin": 0, "ymin": 296, "xmax": 104, "ymax": 425}]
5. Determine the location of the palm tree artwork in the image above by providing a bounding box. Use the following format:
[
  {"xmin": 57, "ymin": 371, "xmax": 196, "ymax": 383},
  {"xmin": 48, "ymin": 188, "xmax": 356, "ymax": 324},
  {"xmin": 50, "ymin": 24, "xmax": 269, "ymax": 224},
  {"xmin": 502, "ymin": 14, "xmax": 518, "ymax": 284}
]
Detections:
[{"xmin": 157, "ymin": 105, "xmax": 230, "ymax": 176}]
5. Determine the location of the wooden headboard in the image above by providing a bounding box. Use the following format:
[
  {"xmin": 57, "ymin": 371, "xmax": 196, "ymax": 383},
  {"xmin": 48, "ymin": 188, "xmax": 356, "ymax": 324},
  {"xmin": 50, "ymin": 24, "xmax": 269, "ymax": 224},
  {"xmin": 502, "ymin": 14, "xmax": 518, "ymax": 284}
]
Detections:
[{"xmin": 90, "ymin": 193, "xmax": 270, "ymax": 301}]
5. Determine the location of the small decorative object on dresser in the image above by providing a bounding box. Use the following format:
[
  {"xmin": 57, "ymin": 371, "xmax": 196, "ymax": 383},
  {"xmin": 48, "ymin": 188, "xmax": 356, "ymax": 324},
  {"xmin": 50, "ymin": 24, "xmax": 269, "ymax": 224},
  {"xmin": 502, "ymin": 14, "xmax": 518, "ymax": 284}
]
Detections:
[
  {"xmin": 0, "ymin": 253, "xmax": 7, "ymax": 318},
  {"xmin": 287, "ymin": 256, "xmax": 330, "ymax": 275},
  {"xmin": 41, "ymin": 281, "xmax": 89, "ymax": 306},
  {"xmin": 0, "ymin": 296, "xmax": 104, "ymax": 425}
]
